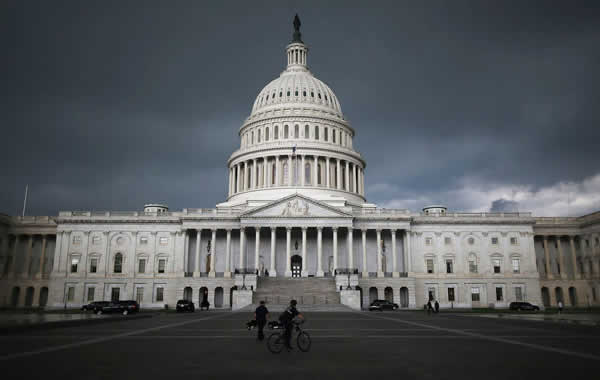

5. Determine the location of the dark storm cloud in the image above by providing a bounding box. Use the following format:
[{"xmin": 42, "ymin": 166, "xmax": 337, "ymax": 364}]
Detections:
[{"xmin": 2, "ymin": 0, "xmax": 600, "ymax": 216}]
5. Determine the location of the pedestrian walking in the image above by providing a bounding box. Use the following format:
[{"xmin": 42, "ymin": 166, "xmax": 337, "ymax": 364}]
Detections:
[
  {"xmin": 254, "ymin": 300, "xmax": 269, "ymax": 341},
  {"xmin": 427, "ymin": 300, "xmax": 433, "ymax": 315},
  {"xmin": 434, "ymin": 300, "xmax": 440, "ymax": 313},
  {"xmin": 558, "ymin": 300, "xmax": 563, "ymax": 314}
]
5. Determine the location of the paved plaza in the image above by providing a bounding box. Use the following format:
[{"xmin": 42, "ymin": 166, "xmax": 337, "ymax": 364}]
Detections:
[{"xmin": 1, "ymin": 310, "xmax": 599, "ymax": 379}]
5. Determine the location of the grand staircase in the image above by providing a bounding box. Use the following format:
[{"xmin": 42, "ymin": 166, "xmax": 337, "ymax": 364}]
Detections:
[{"xmin": 249, "ymin": 277, "xmax": 350, "ymax": 312}]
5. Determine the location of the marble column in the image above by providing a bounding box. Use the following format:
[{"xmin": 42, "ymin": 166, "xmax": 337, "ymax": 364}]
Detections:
[
  {"xmin": 275, "ymin": 156, "xmax": 280, "ymax": 186},
  {"xmin": 336, "ymin": 159, "xmax": 341, "ymax": 190},
  {"xmin": 288, "ymin": 155, "xmax": 292, "ymax": 185},
  {"xmin": 194, "ymin": 229, "xmax": 201, "ymax": 276},
  {"xmin": 362, "ymin": 229, "xmax": 368, "ymax": 277},
  {"xmin": 326, "ymin": 157, "xmax": 331, "ymax": 188},
  {"xmin": 244, "ymin": 161, "xmax": 249, "ymax": 190},
  {"xmin": 332, "ymin": 227, "xmax": 338, "ymax": 274},
  {"xmin": 22, "ymin": 235, "xmax": 33, "ymax": 278},
  {"xmin": 301, "ymin": 227, "xmax": 307, "ymax": 276},
  {"xmin": 239, "ymin": 227, "xmax": 245, "ymax": 271},
  {"xmin": 543, "ymin": 236, "xmax": 553, "ymax": 279},
  {"xmin": 405, "ymin": 230, "xmax": 412, "ymax": 273},
  {"xmin": 253, "ymin": 159, "xmax": 258, "ymax": 189},
  {"xmin": 569, "ymin": 236, "xmax": 580, "ymax": 279},
  {"xmin": 313, "ymin": 156, "xmax": 318, "ymax": 186},
  {"xmin": 11, "ymin": 235, "xmax": 19, "ymax": 276},
  {"xmin": 376, "ymin": 229, "xmax": 383, "ymax": 277},
  {"xmin": 225, "ymin": 229, "xmax": 231, "ymax": 277},
  {"xmin": 345, "ymin": 161, "xmax": 350, "ymax": 191},
  {"xmin": 556, "ymin": 236, "xmax": 567, "ymax": 279},
  {"xmin": 347, "ymin": 228, "xmax": 353, "ymax": 270},
  {"xmin": 392, "ymin": 229, "xmax": 398, "ymax": 277},
  {"xmin": 37, "ymin": 234, "xmax": 47, "ymax": 278},
  {"xmin": 317, "ymin": 227, "xmax": 324, "ymax": 277},
  {"xmin": 208, "ymin": 230, "xmax": 216, "ymax": 277},
  {"xmin": 352, "ymin": 163, "xmax": 356, "ymax": 193},
  {"xmin": 285, "ymin": 227, "xmax": 292, "ymax": 277},
  {"xmin": 183, "ymin": 230, "xmax": 189, "ymax": 274},
  {"xmin": 301, "ymin": 155, "xmax": 305, "ymax": 186},
  {"xmin": 270, "ymin": 227, "xmax": 276, "ymax": 277},
  {"xmin": 263, "ymin": 158, "xmax": 268, "ymax": 188},
  {"xmin": 254, "ymin": 227, "xmax": 260, "ymax": 271}
]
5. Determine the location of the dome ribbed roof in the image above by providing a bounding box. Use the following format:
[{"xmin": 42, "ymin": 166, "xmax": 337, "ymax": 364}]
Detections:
[{"xmin": 250, "ymin": 70, "xmax": 343, "ymax": 117}]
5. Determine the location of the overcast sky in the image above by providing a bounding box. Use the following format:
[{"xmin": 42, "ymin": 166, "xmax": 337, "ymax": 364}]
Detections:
[{"xmin": 3, "ymin": 0, "xmax": 600, "ymax": 217}]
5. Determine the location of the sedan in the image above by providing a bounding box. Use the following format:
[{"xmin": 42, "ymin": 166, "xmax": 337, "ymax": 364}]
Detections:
[
  {"xmin": 176, "ymin": 300, "xmax": 195, "ymax": 312},
  {"xmin": 368, "ymin": 299, "xmax": 399, "ymax": 311},
  {"xmin": 81, "ymin": 301, "xmax": 110, "ymax": 312},
  {"xmin": 509, "ymin": 302, "xmax": 540, "ymax": 311}
]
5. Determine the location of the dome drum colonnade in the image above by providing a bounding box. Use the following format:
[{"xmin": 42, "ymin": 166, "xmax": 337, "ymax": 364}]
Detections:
[{"xmin": 226, "ymin": 21, "xmax": 365, "ymax": 204}]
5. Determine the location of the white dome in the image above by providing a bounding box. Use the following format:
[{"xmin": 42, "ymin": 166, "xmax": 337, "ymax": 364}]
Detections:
[{"xmin": 251, "ymin": 70, "xmax": 343, "ymax": 118}]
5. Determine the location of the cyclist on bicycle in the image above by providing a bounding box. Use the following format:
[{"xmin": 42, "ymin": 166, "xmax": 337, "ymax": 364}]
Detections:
[{"xmin": 279, "ymin": 299, "xmax": 303, "ymax": 350}]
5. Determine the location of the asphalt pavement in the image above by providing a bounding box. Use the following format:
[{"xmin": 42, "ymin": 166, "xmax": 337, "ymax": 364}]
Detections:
[{"xmin": 1, "ymin": 310, "xmax": 599, "ymax": 380}]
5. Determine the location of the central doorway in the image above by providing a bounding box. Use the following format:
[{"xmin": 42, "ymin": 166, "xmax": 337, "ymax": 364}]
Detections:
[{"xmin": 291, "ymin": 255, "xmax": 302, "ymax": 277}]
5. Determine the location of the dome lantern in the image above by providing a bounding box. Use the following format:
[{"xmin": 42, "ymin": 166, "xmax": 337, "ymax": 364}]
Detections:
[{"xmin": 286, "ymin": 14, "xmax": 308, "ymax": 72}]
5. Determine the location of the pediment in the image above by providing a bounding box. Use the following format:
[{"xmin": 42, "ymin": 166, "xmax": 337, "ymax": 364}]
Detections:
[{"xmin": 240, "ymin": 194, "xmax": 352, "ymax": 218}]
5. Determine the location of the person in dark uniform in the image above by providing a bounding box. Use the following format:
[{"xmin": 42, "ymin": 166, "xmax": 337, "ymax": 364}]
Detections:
[
  {"xmin": 254, "ymin": 300, "xmax": 269, "ymax": 341},
  {"xmin": 279, "ymin": 299, "xmax": 303, "ymax": 351}
]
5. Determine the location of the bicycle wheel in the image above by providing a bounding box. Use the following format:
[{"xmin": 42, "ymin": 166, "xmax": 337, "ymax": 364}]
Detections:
[
  {"xmin": 267, "ymin": 332, "xmax": 284, "ymax": 354},
  {"xmin": 297, "ymin": 331, "xmax": 311, "ymax": 352}
]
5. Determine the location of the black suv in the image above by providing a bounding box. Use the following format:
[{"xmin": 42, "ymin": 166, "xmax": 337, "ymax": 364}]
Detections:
[
  {"xmin": 368, "ymin": 299, "xmax": 399, "ymax": 311},
  {"xmin": 81, "ymin": 301, "xmax": 110, "ymax": 312},
  {"xmin": 176, "ymin": 300, "xmax": 195, "ymax": 312},
  {"xmin": 509, "ymin": 302, "xmax": 540, "ymax": 311},
  {"xmin": 97, "ymin": 300, "xmax": 140, "ymax": 315}
]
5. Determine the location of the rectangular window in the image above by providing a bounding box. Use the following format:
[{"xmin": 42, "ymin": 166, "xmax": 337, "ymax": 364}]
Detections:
[
  {"xmin": 448, "ymin": 288, "xmax": 455, "ymax": 302},
  {"xmin": 156, "ymin": 287, "xmax": 164, "ymax": 302},
  {"xmin": 138, "ymin": 259, "xmax": 146, "ymax": 273},
  {"xmin": 90, "ymin": 259, "xmax": 97, "ymax": 273},
  {"xmin": 515, "ymin": 287, "xmax": 523, "ymax": 301},
  {"xmin": 67, "ymin": 287, "xmax": 75, "ymax": 301},
  {"xmin": 496, "ymin": 287, "xmax": 504, "ymax": 301},
  {"xmin": 159, "ymin": 237, "xmax": 168, "ymax": 245},
  {"xmin": 512, "ymin": 259, "xmax": 520, "ymax": 274},
  {"xmin": 444, "ymin": 237, "xmax": 451, "ymax": 245},
  {"xmin": 428, "ymin": 287, "xmax": 436, "ymax": 301},
  {"xmin": 426, "ymin": 259, "xmax": 434, "ymax": 274},
  {"xmin": 491, "ymin": 237, "xmax": 499, "ymax": 245},
  {"xmin": 111, "ymin": 287, "xmax": 120, "ymax": 302},
  {"xmin": 469, "ymin": 260, "xmax": 478, "ymax": 273},
  {"xmin": 158, "ymin": 259, "xmax": 166, "ymax": 273},
  {"xmin": 136, "ymin": 287, "xmax": 144, "ymax": 304},
  {"xmin": 446, "ymin": 259, "xmax": 453, "ymax": 274},
  {"xmin": 71, "ymin": 259, "xmax": 78, "ymax": 273},
  {"xmin": 72, "ymin": 235, "xmax": 82, "ymax": 245},
  {"xmin": 471, "ymin": 287, "xmax": 480, "ymax": 302},
  {"xmin": 140, "ymin": 236, "xmax": 148, "ymax": 245},
  {"xmin": 92, "ymin": 236, "xmax": 101, "ymax": 245},
  {"xmin": 87, "ymin": 287, "xmax": 95, "ymax": 302},
  {"xmin": 425, "ymin": 237, "xmax": 432, "ymax": 246},
  {"xmin": 510, "ymin": 237, "xmax": 518, "ymax": 245},
  {"xmin": 493, "ymin": 259, "xmax": 501, "ymax": 273}
]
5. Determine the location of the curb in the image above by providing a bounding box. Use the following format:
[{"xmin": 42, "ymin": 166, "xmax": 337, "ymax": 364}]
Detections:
[{"xmin": 0, "ymin": 314, "xmax": 154, "ymax": 335}]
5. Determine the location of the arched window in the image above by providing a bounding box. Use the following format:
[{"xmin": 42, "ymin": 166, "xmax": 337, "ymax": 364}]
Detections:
[
  {"xmin": 304, "ymin": 125, "xmax": 309, "ymax": 138},
  {"xmin": 284, "ymin": 125, "xmax": 289, "ymax": 139},
  {"xmin": 332, "ymin": 129, "xmax": 336, "ymax": 143},
  {"xmin": 317, "ymin": 164, "xmax": 322, "ymax": 185},
  {"xmin": 294, "ymin": 125, "xmax": 299, "ymax": 138},
  {"xmin": 283, "ymin": 163, "xmax": 289, "ymax": 185},
  {"xmin": 272, "ymin": 163, "xmax": 276, "ymax": 185},
  {"xmin": 305, "ymin": 163, "xmax": 311, "ymax": 185},
  {"xmin": 257, "ymin": 129, "xmax": 261, "ymax": 143},
  {"xmin": 274, "ymin": 125, "xmax": 279, "ymax": 139},
  {"xmin": 315, "ymin": 127, "xmax": 320, "ymax": 140},
  {"xmin": 342, "ymin": 133, "xmax": 346, "ymax": 146},
  {"xmin": 114, "ymin": 253, "xmax": 123, "ymax": 273},
  {"xmin": 295, "ymin": 89, "xmax": 298, "ymax": 96},
  {"xmin": 251, "ymin": 131, "xmax": 254, "ymax": 145},
  {"xmin": 324, "ymin": 127, "xmax": 329, "ymax": 141},
  {"xmin": 303, "ymin": 90, "xmax": 306, "ymax": 97},
  {"xmin": 265, "ymin": 127, "xmax": 269, "ymax": 141},
  {"xmin": 287, "ymin": 90, "xmax": 290, "ymax": 96}
]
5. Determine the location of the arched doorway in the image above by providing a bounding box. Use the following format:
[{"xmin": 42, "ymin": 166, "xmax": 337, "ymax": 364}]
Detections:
[
  {"xmin": 291, "ymin": 255, "xmax": 302, "ymax": 277},
  {"xmin": 230, "ymin": 286, "xmax": 237, "ymax": 307},
  {"xmin": 11, "ymin": 287, "xmax": 20, "ymax": 307},
  {"xmin": 214, "ymin": 287, "xmax": 224, "ymax": 308},
  {"xmin": 183, "ymin": 287, "xmax": 192, "ymax": 301},
  {"xmin": 369, "ymin": 287, "xmax": 378, "ymax": 305},
  {"xmin": 25, "ymin": 287, "xmax": 35, "ymax": 307},
  {"xmin": 199, "ymin": 287, "xmax": 208, "ymax": 305},
  {"xmin": 555, "ymin": 287, "xmax": 564, "ymax": 305},
  {"xmin": 400, "ymin": 287, "xmax": 409, "ymax": 308},
  {"xmin": 541, "ymin": 287, "xmax": 550, "ymax": 307},
  {"xmin": 384, "ymin": 287, "xmax": 393, "ymax": 302},
  {"xmin": 356, "ymin": 286, "xmax": 363, "ymax": 309},
  {"xmin": 568, "ymin": 287, "xmax": 577, "ymax": 307},
  {"xmin": 39, "ymin": 287, "xmax": 49, "ymax": 308}
]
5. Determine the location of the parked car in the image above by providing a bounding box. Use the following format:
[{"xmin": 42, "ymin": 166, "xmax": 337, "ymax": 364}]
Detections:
[
  {"xmin": 81, "ymin": 301, "xmax": 110, "ymax": 312},
  {"xmin": 97, "ymin": 300, "xmax": 140, "ymax": 315},
  {"xmin": 509, "ymin": 302, "xmax": 540, "ymax": 311},
  {"xmin": 176, "ymin": 300, "xmax": 195, "ymax": 312},
  {"xmin": 368, "ymin": 299, "xmax": 399, "ymax": 311}
]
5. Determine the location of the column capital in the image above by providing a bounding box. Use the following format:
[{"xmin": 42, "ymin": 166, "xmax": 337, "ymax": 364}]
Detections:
[
  {"xmin": 286, "ymin": 226, "xmax": 292, "ymax": 231},
  {"xmin": 150, "ymin": 231, "xmax": 158, "ymax": 236},
  {"xmin": 362, "ymin": 228, "xmax": 368, "ymax": 233},
  {"xmin": 102, "ymin": 231, "xmax": 109, "ymax": 236},
  {"xmin": 270, "ymin": 227, "xmax": 277, "ymax": 232},
  {"xmin": 376, "ymin": 228, "xmax": 382, "ymax": 233},
  {"xmin": 196, "ymin": 228, "xmax": 203, "ymax": 233},
  {"xmin": 317, "ymin": 227, "xmax": 323, "ymax": 232},
  {"xmin": 240, "ymin": 227, "xmax": 245, "ymax": 231},
  {"xmin": 301, "ymin": 226, "xmax": 308, "ymax": 231},
  {"xmin": 82, "ymin": 231, "xmax": 90, "ymax": 236},
  {"xmin": 225, "ymin": 228, "xmax": 232, "ymax": 233}
]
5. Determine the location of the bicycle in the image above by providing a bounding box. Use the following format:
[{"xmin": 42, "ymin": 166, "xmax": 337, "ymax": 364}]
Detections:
[{"xmin": 266, "ymin": 319, "xmax": 311, "ymax": 353}]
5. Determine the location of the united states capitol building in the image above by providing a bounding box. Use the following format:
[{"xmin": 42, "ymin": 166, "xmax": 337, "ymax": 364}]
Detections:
[{"xmin": 1, "ymin": 17, "xmax": 599, "ymax": 311}]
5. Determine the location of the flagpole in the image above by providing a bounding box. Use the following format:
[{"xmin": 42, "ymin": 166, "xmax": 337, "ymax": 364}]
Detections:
[{"xmin": 22, "ymin": 185, "xmax": 28, "ymax": 217}]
